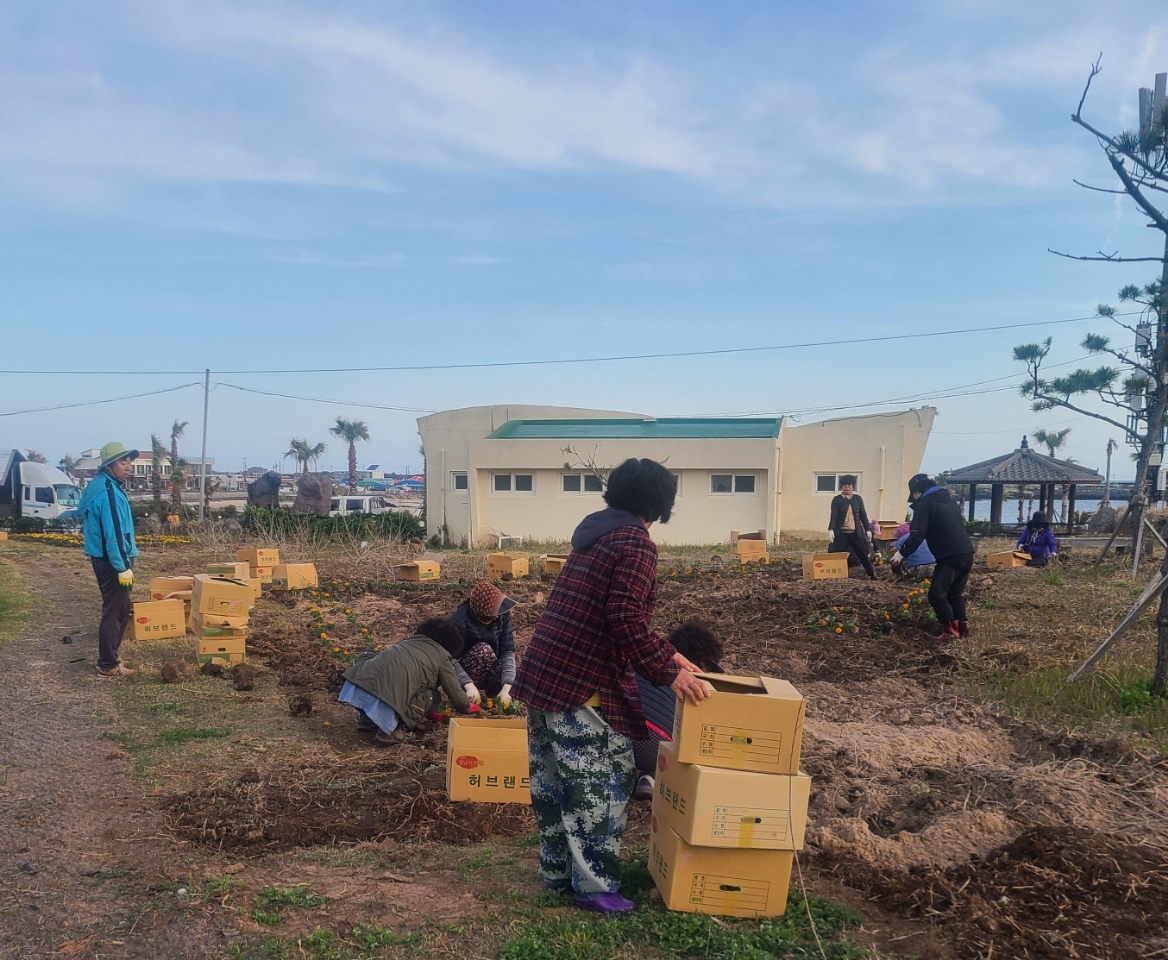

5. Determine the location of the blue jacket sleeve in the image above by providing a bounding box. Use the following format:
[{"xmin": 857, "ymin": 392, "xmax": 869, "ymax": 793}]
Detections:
[{"xmin": 98, "ymin": 481, "xmax": 132, "ymax": 572}]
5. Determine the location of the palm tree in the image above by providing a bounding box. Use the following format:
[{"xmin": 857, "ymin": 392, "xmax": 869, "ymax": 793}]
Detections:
[
  {"xmin": 285, "ymin": 439, "xmax": 327, "ymax": 475},
  {"xmin": 24, "ymin": 450, "xmax": 48, "ymax": 464},
  {"xmin": 1032, "ymin": 428, "xmax": 1072, "ymax": 524},
  {"xmin": 58, "ymin": 453, "xmax": 78, "ymax": 478},
  {"xmin": 150, "ymin": 434, "xmax": 166, "ymax": 520},
  {"xmin": 329, "ymin": 417, "xmax": 370, "ymax": 493},
  {"xmin": 170, "ymin": 420, "xmax": 188, "ymax": 513}
]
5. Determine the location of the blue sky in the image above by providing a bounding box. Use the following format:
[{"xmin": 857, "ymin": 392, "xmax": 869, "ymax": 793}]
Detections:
[{"xmin": 1, "ymin": 1, "xmax": 1164, "ymax": 478}]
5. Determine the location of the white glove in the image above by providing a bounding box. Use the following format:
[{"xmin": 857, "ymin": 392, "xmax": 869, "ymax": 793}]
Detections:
[
  {"xmin": 890, "ymin": 550, "xmax": 904, "ymax": 570},
  {"xmin": 867, "ymin": 530, "xmax": 873, "ymax": 542},
  {"xmin": 464, "ymin": 682, "xmax": 481, "ymax": 705},
  {"xmin": 117, "ymin": 569, "xmax": 134, "ymax": 589},
  {"xmin": 498, "ymin": 684, "xmax": 513, "ymax": 708}
]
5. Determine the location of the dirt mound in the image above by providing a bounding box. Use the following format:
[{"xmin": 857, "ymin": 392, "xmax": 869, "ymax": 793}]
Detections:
[
  {"xmin": 164, "ymin": 745, "xmax": 533, "ymax": 851},
  {"xmin": 832, "ymin": 825, "xmax": 1168, "ymax": 959}
]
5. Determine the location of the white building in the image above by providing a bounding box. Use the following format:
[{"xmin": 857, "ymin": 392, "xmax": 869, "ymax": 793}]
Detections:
[{"xmin": 419, "ymin": 405, "xmax": 935, "ymax": 547}]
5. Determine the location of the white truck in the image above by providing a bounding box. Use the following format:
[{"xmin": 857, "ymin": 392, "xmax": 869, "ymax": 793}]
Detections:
[{"xmin": 0, "ymin": 450, "xmax": 82, "ymax": 522}]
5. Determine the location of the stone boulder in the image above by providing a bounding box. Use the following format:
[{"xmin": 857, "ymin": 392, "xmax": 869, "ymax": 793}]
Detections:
[
  {"xmin": 293, "ymin": 473, "xmax": 334, "ymax": 515},
  {"xmin": 247, "ymin": 470, "xmax": 282, "ymax": 509},
  {"xmin": 1087, "ymin": 503, "xmax": 1119, "ymax": 534},
  {"xmin": 160, "ymin": 659, "xmax": 195, "ymax": 683},
  {"xmin": 232, "ymin": 663, "xmax": 259, "ymax": 691}
]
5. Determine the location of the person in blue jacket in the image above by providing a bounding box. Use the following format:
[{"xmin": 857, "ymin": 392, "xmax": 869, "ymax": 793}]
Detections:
[
  {"xmin": 76, "ymin": 442, "xmax": 139, "ymax": 677},
  {"xmin": 1016, "ymin": 511, "xmax": 1058, "ymax": 567},
  {"xmin": 892, "ymin": 522, "xmax": 935, "ymax": 578}
]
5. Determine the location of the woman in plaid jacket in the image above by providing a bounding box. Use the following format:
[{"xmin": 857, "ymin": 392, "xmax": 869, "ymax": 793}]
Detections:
[{"xmin": 512, "ymin": 458, "xmax": 712, "ymax": 914}]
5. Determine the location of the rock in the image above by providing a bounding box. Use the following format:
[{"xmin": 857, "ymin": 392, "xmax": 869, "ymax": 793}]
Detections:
[
  {"xmin": 137, "ymin": 517, "xmax": 162, "ymax": 535},
  {"xmin": 61, "ymin": 634, "xmax": 72, "ymax": 644},
  {"xmin": 247, "ymin": 470, "xmax": 282, "ymax": 509},
  {"xmin": 199, "ymin": 662, "xmax": 226, "ymax": 678},
  {"xmin": 289, "ymin": 694, "xmax": 314, "ymax": 717},
  {"xmin": 292, "ymin": 472, "xmax": 333, "ymax": 515},
  {"xmin": 1087, "ymin": 503, "xmax": 1119, "ymax": 533},
  {"xmin": 219, "ymin": 518, "xmax": 244, "ymax": 536},
  {"xmin": 232, "ymin": 663, "xmax": 259, "ymax": 691},
  {"xmin": 161, "ymin": 660, "xmax": 195, "ymax": 683}
]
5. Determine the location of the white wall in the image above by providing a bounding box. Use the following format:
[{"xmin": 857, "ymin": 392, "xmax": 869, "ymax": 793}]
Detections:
[{"xmin": 777, "ymin": 407, "xmax": 936, "ymax": 536}]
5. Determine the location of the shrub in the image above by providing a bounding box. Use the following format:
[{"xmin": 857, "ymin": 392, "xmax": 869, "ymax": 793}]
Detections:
[{"xmin": 242, "ymin": 506, "xmax": 423, "ymax": 541}]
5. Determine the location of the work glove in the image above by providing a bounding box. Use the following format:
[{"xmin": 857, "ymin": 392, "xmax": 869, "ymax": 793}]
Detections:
[
  {"xmin": 498, "ymin": 684, "xmax": 513, "ymax": 708},
  {"xmin": 890, "ymin": 550, "xmax": 904, "ymax": 572},
  {"xmin": 464, "ymin": 682, "xmax": 482, "ymax": 705},
  {"xmin": 117, "ymin": 569, "xmax": 134, "ymax": 589},
  {"xmin": 867, "ymin": 530, "xmax": 873, "ymax": 542}
]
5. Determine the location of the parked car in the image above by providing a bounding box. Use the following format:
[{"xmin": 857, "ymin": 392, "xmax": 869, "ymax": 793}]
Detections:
[{"xmin": 328, "ymin": 495, "xmax": 391, "ymax": 517}]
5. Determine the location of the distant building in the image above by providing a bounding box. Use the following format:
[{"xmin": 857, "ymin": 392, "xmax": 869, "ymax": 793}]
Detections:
[{"xmin": 418, "ymin": 404, "xmax": 935, "ymax": 546}]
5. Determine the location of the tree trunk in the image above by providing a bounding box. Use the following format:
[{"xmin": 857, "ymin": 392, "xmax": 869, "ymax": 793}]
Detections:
[
  {"xmin": 1153, "ymin": 556, "xmax": 1168, "ymax": 698},
  {"xmin": 348, "ymin": 441, "xmax": 357, "ymax": 495}
]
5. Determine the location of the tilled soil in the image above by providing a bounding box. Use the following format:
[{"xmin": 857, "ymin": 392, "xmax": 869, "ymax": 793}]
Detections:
[{"xmin": 206, "ymin": 561, "xmax": 1168, "ymax": 959}]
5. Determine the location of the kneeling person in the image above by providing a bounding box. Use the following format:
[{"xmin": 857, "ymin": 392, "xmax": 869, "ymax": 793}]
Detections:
[{"xmin": 338, "ymin": 617, "xmax": 474, "ymax": 743}]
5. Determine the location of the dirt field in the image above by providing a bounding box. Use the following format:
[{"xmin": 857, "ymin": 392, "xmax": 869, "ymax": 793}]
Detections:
[{"xmin": 2, "ymin": 540, "xmax": 1168, "ymax": 959}]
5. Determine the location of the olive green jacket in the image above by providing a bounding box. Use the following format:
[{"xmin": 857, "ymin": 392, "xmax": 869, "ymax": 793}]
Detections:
[{"xmin": 342, "ymin": 635, "xmax": 471, "ymax": 729}]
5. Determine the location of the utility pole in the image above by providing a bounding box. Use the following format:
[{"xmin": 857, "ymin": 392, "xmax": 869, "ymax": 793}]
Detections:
[
  {"xmin": 1103, "ymin": 438, "xmax": 1117, "ymax": 505},
  {"xmin": 198, "ymin": 368, "xmax": 210, "ymax": 522}
]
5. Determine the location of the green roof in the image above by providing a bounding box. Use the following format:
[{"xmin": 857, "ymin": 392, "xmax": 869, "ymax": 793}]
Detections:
[{"xmin": 488, "ymin": 417, "xmax": 782, "ymax": 440}]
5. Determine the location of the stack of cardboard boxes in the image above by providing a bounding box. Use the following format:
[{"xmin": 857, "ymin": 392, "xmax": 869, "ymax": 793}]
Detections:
[
  {"xmin": 648, "ymin": 673, "xmax": 809, "ymax": 918},
  {"xmin": 730, "ymin": 531, "xmax": 769, "ymax": 564},
  {"xmin": 190, "ymin": 573, "xmax": 253, "ymax": 665}
]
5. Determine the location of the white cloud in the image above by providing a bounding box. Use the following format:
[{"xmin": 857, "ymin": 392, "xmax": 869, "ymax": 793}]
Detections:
[{"xmin": 0, "ymin": 2, "xmax": 1162, "ymax": 213}]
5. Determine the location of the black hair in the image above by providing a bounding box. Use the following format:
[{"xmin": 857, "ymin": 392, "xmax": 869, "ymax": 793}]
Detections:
[
  {"xmin": 839, "ymin": 475, "xmax": 857, "ymax": 487},
  {"xmin": 666, "ymin": 621, "xmax": 724, "ymax": 673},
  {"xmin": 603, "ymin": 457, "xmax": 677, "ymax": 523},
  {"xmin": 415, "ymin": 617, "xmax": 466, "ymax": 657}
]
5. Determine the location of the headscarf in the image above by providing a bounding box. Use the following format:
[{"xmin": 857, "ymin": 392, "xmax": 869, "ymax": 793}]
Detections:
[{"xmin": 468, "ymin": 579, "xmax": 507, "ymax": 622}]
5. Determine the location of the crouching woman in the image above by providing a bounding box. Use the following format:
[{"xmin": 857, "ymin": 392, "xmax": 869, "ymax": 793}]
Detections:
[{"xmin": 338, "ymin": 617, "xmax": 473, "ymax": 743}]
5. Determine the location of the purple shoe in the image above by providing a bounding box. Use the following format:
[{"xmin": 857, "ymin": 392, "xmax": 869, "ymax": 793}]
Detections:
[{"xmin": 574, "ymin": 892, "xmax": 636, "ymax": 913}]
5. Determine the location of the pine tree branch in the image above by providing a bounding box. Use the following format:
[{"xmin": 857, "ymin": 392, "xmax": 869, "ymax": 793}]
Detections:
[
  {"xmin": 1107, "ymin": 153, "xmax": 1168, "ymax": 232},
  {"xmin": 1048, "ymin": 249, "xmax": 1165, "ymax": 263},
  {"xmin": 1029, "ymin": 390, "xmax": 1139, "ymax": 441}
]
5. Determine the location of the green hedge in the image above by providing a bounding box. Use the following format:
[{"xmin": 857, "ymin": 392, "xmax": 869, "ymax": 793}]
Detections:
[{"xmin": 242, "ymin": 505, "xmax": 424, "ymax": 541}]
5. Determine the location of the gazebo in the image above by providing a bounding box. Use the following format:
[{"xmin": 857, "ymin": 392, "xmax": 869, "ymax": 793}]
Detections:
[{"xmin": 946, "ymin": 437, "xmax": 1104, "ymax": 533}]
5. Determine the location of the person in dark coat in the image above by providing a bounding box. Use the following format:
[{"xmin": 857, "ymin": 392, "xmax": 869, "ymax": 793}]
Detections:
[
  {"xmin": 828, "ymin": 475, "xmax": 877, "ymax": 579},
  {"xmin": 338, "ymin": 617, "xmax": 475, "ymax": 743},
  {"xmin": 893, "ymin": 473, "xmax": 976, "ymax": 640},
  {"xmin": 1016, "ymin": 512, "xmax": 1058, "ymax": 566},
  {"xmin": 449, "ymin": 580, "xmax": 517, "ymax": 707},
  {"xmin": 632, "ymin": 622, "xmax": 725, "ymax": 800}
]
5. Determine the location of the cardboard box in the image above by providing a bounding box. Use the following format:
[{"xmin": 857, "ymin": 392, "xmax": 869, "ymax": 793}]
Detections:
[
  {"xmin": 987, "ymin": 551, "xmax": 1031, "ymax": 570},
  {"xmin": 544, "ymin": 555, "xmax": 569, "ymax": 575},
  {"xmin": 130, "ymin": 599, "xmax": 187, "ymax": 641},
  {"xmin": 394, "ymin": 560, "xmax": 440, "ymax": 582},
  {"xmin": 649, "ymin": 818, "xmax": 793, "ymax": 918},
  {"xmin": 270, "ymin": 562, "xmax": 319, "ymax": 590},
  {"xmin": 192, "ymin": 574, "xmax": 252, "ymax": 618},
  {"xmin": 252, "ymin": 565, "xmax": 273, "ymax": 585},
  {"xmin": 672, "ymin": 673, "xmax": 806, "ymax": 775},
  {"xmin": 149, "ymin": 576, "xmax": 194, "ymax": 601},
  {"xmin": 207, "ymin": 561, "xmax": 251, "ymax": 579},
  {"xmin": 0, "ymin": 531, "xmax": 8, "ymax": 541},
  {"xmin": 196, "ymin": 637, "xmax": 246, "ymax": 665},
  {"xmin": 190, "ymin": 611, "xmax": 249, "ymax": 639},
  {"xmin": 236, "ymin": 577, "xmax": 262, "ymax": 602},
  {"xmin": 652, "ymin": 741, "xmax": 810, "ymax": 850},
  {"xmin": 874, "ymin": 521, "xmax": 904, "ymax": 541},
  {"xmin": 734, "ymin": 540, "xmax": 769, "ymax": 563},
  {"xmin": 487, "ymin": 552, "xmax": 529, "ymax": 579},
  {"xmin": 446, "ymin": 717, "xmax": 531, "ymax": 803},
  {"xmin": 802, "ymin": 552, "xmax": 849, "ymax": 580},
  {"xmin": 237, "ymin": 547, "xmax": 280, "ymax": 567}
]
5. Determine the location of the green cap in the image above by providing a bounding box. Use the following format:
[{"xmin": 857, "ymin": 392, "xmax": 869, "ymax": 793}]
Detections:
[{"xmin": 99, "ymin": 442, "xmax": 140, "ymax": 469}]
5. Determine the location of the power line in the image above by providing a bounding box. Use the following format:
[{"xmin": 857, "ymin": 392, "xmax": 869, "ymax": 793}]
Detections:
[
  {"xmin": 0, "ymin": 310, "xmax": 1134, "ymax": 376},
  {"xmin": 216, "ymin": 382, "xmax": 436, "ymax": 413},
  {"xmin": 0, "ymin": 382, "xmax": 203, "ymax": 417}
]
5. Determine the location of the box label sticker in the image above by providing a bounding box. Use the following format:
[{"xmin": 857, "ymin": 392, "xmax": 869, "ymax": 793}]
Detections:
[
  {"xmin": 710, "ymin": 806, "xmax": 791, "ymax": 846},
  {"xmin": 689, "ymin": 874, "xmax": 770, "ymax": 915},
  {"xmin": 698, "ymin": 723, "xmax": 784, "ymax": 764}
]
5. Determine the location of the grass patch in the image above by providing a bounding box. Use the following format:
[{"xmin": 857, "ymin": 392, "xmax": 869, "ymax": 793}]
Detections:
[
  {"xmin": 255, "ymin": 885, "xmax": 330, "ymax": 910},
  {"xmin": 0, "ymin": 562, "xmax": 31, "ymax": 649},
  {"xmin": 499, "ymin": 890, "xmax": 869, "ymax": 960},
  {"xmin": 157, "ymin": 727, "xmax": 231, "ymax": 745},
  {"xmin": 229, "ymin": 924, "xmax": 421, "ymax": 960}
]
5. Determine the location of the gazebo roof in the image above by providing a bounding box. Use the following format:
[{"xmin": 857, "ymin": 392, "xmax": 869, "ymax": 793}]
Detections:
[{"xmin": 947, "ymin": 437, "xmax": 1103, "ymax": 484}]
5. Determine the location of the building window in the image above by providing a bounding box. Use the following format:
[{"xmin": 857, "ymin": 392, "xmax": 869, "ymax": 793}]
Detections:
[
  {"xmin": 815, "ymin": 473, "xmax": 860, "ymax": 494},
  {"xmin": 562, "ymin": 473, "xmax": 604, "ymax": 494},
  {"xmin": 451, "ymin": 472, "xmax": 468, "ymax": 491},
  {"xmin": 710, "ymin": 473, "xmax": 757, "ymax": 495},
  {"xmin": 493, "ymin": 473, "xmax": 534, "ymax": 494}
]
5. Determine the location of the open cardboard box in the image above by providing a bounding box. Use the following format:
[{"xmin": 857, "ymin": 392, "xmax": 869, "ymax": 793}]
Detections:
[
  {"xmin": 987, "ymin": 551, "xmax": 1031, "ymax": 569},
  {"xmin": 672, "ymin": 673, "xmax": 806, "ymax": 775}
]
